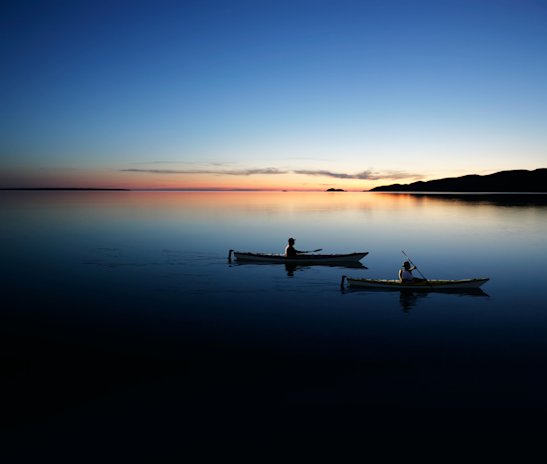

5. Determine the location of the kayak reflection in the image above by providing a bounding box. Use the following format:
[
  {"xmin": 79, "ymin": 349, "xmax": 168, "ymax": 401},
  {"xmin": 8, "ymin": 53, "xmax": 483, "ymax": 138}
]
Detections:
[
  {"xmin": 228, "ymin": 260, "xmax": 367, "ymax": 277},
  {"xmin": 343, "ymin": 286, "xmax": 489, "ymax": 312},
  {"xmin": 284, "ymin": 261, "xmax": 367, "ymax": 277},
  {"xmin": 398, "ymin": 288, "xmax": 489, "ymax": 312}
]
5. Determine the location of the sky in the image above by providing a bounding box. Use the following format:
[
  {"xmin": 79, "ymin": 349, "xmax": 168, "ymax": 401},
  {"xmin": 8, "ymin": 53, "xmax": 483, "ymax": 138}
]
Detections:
[{"xmin": 1, "ymin": 0, "xmax": 546, "ymax": 191}]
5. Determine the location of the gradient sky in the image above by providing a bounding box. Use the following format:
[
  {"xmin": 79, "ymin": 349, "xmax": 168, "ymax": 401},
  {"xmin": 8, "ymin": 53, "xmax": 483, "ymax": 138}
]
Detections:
[{"xmin": 1, "ymin": 0, "xmax": 546, "ymax": 190}]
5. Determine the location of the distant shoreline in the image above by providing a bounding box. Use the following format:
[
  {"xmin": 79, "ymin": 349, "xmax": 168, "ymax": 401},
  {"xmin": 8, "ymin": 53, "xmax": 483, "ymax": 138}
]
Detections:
[
  {"xmin": 368, "ymin": 191, "xmax": 547, "ymax": 195},
  {"xmin": 0, "ymin": 188, "xmax": 131, "ymax": 191},
  {"xmin": 370, "ymin": 168, "xmax": 547, "ymax": 193}
]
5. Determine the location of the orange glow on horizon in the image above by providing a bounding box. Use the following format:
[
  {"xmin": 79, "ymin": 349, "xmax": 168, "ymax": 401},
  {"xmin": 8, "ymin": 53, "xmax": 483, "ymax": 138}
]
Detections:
[
  {"xmin": 0, "ymin": 167, "xmax": 424, "ymax": 191},
  {"xmin": 3, "ymin": 190, "xmax": 435, "ymax": 214}
]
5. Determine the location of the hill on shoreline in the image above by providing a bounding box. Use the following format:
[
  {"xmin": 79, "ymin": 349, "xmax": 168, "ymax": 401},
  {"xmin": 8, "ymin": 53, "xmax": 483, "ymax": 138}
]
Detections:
[{"xmin": 369, "ymin": 168, "xmax": 547, "ymax": 192}]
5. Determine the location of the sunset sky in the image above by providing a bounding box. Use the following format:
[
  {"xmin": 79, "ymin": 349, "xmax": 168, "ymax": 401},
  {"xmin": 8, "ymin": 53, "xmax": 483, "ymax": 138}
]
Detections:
[{"xmin": 1, "ymin": 0, "xmax": 546, "ymax": 191}]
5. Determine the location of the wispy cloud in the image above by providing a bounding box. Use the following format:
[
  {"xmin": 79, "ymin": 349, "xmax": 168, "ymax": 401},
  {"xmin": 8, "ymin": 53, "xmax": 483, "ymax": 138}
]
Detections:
[
  {"xmin": 293, "ymin": 169, "xmax": 419, "ymax": 180},
  {"xmin": 121, "ymin": 169, "xmax": 196, "ymax": 174},
  {"xmin": 223, "ymin": 168, "xmax": 289, "ymax": 175},
  {"xmin": 120, "ymin": 168, "xmax": 288, "ymax": 175},
  {"xmin": 120, "ymin": 167, "xmax": 421, "ymax": 180}
]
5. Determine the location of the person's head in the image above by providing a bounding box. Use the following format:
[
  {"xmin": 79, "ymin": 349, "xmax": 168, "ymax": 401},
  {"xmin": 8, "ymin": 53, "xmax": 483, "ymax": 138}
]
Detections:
[
  {"xmin": 288, "ymin": 237, "xmax": 295, "ymax": 245},
  {"xmin": 403, "ymin": 261, "xmax": 411, "ymax": 269}
]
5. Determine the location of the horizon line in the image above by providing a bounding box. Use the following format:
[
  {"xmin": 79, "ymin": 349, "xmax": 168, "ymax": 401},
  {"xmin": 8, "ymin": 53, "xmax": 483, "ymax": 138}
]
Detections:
[{"xmin": 0, "ymin": 187, "xmax": 368, "ymax": 192}]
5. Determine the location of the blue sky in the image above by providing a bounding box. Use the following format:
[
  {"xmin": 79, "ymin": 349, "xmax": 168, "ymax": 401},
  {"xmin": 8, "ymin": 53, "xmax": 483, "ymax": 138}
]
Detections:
[{"xmin": 1, "ymin": 0, "xmax": 546, "ymax": 189}]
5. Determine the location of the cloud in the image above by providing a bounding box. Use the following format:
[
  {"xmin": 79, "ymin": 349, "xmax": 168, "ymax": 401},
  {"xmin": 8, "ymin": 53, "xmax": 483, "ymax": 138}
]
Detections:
[
  {"xmin": 225, "ymin": 168, "xmax": 289, "ymax": 176},
  {"xmin": 120, "ymin": 168, "xmax": 288, "ymax": 176},
  {"xmin": 120, "ymin": 167, "xmax": 421, "ymax": 180},
  {"xmin": 293, "ymin": 169, "xmax": 419, "ymax": 180},
  {"xmin": 121, "ymin": 169, "xmax": 197, "ymax": 174}
]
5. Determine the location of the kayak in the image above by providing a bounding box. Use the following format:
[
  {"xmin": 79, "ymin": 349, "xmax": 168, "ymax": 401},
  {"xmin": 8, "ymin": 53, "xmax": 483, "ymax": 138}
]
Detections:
[
  {"xmin": 342, "ymin": 276, "xmax": 489, "ymax": 290},
  {"xmin": 229, "ymin": 250, "xmax": 368, "ymax": 264}
]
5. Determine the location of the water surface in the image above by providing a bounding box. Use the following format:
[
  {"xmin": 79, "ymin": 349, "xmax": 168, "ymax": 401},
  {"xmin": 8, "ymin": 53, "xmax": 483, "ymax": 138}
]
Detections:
[{"xmin": 2, "ymin": 191, "xmax": 547, "ymax": 446}]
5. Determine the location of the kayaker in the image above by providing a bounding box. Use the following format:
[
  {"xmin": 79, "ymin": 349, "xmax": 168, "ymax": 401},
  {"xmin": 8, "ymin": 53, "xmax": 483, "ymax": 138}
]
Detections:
[
  {"xmin": 399, "ymin": 261, "xmax": 418, "ymax": 282},
  {"xmin": 284, "ymin": 237, "xmax": 302, "ymax": 257}
]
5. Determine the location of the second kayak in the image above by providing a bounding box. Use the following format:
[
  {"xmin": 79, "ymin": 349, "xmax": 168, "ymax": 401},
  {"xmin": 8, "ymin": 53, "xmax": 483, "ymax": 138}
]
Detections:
[{"xmin": 342, "ymin": 276, "xmax": 489, "ymax": 290}]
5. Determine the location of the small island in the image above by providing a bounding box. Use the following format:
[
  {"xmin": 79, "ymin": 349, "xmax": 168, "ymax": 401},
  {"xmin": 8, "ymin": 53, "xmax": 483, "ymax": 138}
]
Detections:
[{"xmin": 326, "ymin": 188, "xmax": 345, "ymax": 192}]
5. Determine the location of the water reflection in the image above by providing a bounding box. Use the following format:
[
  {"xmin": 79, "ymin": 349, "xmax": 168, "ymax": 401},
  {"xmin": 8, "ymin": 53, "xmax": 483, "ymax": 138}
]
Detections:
[
  {"xmin": 398, "ymin": 290, "xmax": 428, "ymax": 312},
  {"xmin": 407, "ymin": 193, "xmax": 547, "ymax": 208},
  {"xmin": 344, "ymin": 287, "xmax": 489, "ymax": 312},
  {"xmin": 229, "ymin": 260, "xmax": 367, "ymax": 277},
  {"xmin": 284, "ymin": 262, "xmax": 367, "ymax": 277},
  {"xmin": 400, "ymin": 288, "xmax": 489, "ymax": 311}
]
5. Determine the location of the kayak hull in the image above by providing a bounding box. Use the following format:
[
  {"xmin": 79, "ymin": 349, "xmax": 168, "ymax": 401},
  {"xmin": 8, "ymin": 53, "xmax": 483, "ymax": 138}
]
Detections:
[
  {"xmin": 345, "ymin": 277, "xmax": 489, "ymax": 290},
  {"xmin": 232, "ymin": 251, "xmax": 368, "ymax": 264}
]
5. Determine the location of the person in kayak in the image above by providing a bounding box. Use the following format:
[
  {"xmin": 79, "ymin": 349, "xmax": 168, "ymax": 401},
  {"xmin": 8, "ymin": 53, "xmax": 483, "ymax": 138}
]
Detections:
[
  {"xmin": 284, "ymin": 237, "xmax": 303, "ymax": 257},
  {"xmin": 399, "ymin": 261, "xmax": 424, "ymax": 283}
]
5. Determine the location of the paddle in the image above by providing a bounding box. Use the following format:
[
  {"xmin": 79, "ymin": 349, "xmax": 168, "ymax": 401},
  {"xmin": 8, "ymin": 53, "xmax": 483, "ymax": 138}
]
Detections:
[
  {"xmin": 401, "ymin": 250, "xmax": 433, "ymax": 287},
  {"xmin": 301, "ymin": 248, "xmax": 322, "ymax": 253}
]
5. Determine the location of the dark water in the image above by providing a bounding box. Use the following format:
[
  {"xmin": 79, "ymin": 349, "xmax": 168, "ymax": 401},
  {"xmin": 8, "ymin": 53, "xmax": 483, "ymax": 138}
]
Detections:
[{"xmin": 2, "ymin": 191, "xmax": 547, "ymax": 452}]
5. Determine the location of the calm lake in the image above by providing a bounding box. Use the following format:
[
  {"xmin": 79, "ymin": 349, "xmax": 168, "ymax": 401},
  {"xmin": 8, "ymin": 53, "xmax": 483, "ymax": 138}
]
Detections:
[{"xmin": 3, "ymin": 191, "xmax": 547, "ymax": 448}]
